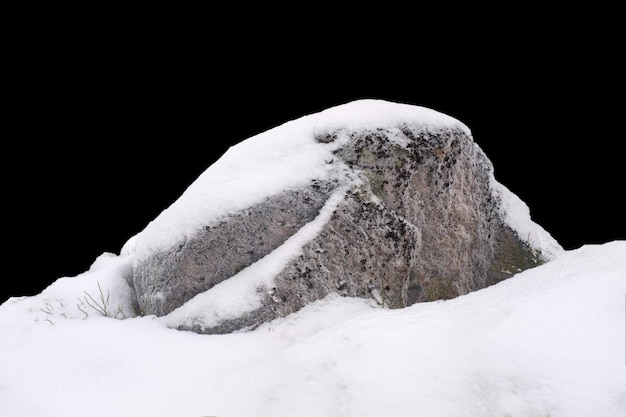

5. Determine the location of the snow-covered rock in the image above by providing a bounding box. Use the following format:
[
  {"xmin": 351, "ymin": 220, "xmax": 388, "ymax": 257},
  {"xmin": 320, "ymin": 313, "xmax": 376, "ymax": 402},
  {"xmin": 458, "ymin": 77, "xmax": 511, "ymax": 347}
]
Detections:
[{"xmin": 131, "ymin": 99, "xmax": 562, "ymax": 333}]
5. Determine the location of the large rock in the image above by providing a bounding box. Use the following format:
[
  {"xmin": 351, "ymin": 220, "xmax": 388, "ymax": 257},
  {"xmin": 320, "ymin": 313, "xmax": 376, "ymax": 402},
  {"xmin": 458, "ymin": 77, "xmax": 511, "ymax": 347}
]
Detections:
[{"xmin": 130, "ymin": 100, "xmax": 561, "ymax": 333}]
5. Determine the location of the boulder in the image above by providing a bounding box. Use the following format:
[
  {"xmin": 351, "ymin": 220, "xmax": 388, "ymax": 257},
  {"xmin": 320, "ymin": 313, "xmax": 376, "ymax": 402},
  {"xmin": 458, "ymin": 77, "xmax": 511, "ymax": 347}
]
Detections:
[{"xmin": 130, "ymin": 100, "xmax": 561, "ymax": 333}]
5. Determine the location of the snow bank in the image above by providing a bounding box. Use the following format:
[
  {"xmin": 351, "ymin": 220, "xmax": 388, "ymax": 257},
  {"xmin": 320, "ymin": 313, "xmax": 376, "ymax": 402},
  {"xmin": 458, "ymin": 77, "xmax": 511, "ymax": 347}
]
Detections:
[
  {"xmin": 0, "ymin": 253, "xmax": 136, "ymax": 325},
  {"xmin": 1, "ymin": 241, "xmax": 624, "ymax": 417}
]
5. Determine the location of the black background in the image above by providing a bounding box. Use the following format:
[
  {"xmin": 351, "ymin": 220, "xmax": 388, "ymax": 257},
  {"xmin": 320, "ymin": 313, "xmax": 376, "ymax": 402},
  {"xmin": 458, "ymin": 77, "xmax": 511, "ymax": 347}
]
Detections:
[{"xmin": 3, "ymin": 11, "xmax": 622, "ymax": 303}]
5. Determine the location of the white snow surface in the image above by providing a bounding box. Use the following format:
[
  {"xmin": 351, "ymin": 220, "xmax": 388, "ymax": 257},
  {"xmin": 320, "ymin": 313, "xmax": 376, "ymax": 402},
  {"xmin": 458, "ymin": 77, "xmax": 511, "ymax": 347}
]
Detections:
[
  {"xmin": 491, "ymin": 178, "xmax": 563, "ymax": 259},
  {"xmin": 1, "ymin": 241, "xmax": 624, "ymax": 416},
  {"xmin": 0, "ymin": 99, "xmax": 580, "ymax": 416},
  {"xmin": 164, "ymin": 186, "xmax": 350, "ymax": 331},
  {"xmin": 313, "ymin": 98, "xmax": 471, "ymax": 136},
  {"xmin": 132, "ymin": 99, "xmax": 474, "ymax": 263}
]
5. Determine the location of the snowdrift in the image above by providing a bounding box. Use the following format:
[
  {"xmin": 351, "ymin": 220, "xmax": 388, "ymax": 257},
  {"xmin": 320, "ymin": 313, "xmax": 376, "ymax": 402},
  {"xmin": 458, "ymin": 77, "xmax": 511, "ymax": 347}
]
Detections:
[{"xmin": 1, "ymin": 241, "xmax": 624, "ymax": 417}]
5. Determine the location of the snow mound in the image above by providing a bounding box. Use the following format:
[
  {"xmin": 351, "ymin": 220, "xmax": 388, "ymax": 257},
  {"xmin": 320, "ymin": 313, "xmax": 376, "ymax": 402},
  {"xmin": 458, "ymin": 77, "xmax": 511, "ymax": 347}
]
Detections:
[
  {"xmin": 0, "ymin": 253, "xmax": 136, "ymax": 324},
  {"xmin": 1, "ymin": 241, "xmax": 624, "ymax": 417}
]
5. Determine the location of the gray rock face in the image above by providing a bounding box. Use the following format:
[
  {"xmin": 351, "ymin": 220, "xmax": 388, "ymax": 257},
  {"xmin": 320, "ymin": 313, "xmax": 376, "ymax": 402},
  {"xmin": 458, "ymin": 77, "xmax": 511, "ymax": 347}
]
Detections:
[
  {"xmin": 133, "ymin": 181, "xmax": 337, "ymax": 316},
  {"xmin": 132, "ymin": 119, "xmax": 550, "ymax": 333}
]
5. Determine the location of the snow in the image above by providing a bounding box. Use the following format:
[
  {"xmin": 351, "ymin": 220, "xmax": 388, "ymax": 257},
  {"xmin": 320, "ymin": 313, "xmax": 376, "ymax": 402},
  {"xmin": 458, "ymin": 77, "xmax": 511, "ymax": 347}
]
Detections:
[
  {"xmin": 164, "ymin": 186, "xmax": 350, "ymax": 332},
  {"xmin": 1, "ymin": 241, "xmax": 624, "ymax": 416},
  {"xmin": 1, "ymin": 99, "xmax": 603, "ymax": 415},
  {"xmin": 490, "ymin": 177, "xmax": 563, "ymax": 259},
  {"xmin": 314, "ymin": 98, "xmax": 471, "ymax": 137},
  {"xmin": 133, "ymin": 113, "xmax": 336, "ymax": 262},
  {"xmin": 0, "ymin": 253, "xmax": 136, "ymax": 324},
  {"xmin": 133, "ymin": 99, "xmax": 472, "ymax": 264}
]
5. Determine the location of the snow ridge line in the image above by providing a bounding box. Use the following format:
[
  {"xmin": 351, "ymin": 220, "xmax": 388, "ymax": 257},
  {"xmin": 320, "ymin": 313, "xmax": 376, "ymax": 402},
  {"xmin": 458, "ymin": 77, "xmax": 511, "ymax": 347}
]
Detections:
[{"xmin": 163, "ymin": 185, "xmax": 351, "ymax": 331}]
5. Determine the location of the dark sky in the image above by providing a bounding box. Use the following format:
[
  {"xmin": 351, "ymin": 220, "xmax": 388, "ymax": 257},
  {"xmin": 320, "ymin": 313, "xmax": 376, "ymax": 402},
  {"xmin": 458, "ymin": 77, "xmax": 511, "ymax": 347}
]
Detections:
[{"xmin": 3, "ymin": 15, "xmax": 622, "ymax": 303}]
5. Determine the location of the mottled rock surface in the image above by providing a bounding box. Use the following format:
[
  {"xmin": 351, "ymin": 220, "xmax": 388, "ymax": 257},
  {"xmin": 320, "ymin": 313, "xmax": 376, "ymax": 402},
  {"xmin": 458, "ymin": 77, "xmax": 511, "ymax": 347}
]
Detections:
[
  {"xmin": 133, "ymin": 181, "xmax": 337, "ymax": 316},
  {"xmin": 131, "ymin": 103, "xmax": 559, "ymax": 333}
]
